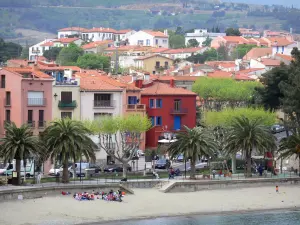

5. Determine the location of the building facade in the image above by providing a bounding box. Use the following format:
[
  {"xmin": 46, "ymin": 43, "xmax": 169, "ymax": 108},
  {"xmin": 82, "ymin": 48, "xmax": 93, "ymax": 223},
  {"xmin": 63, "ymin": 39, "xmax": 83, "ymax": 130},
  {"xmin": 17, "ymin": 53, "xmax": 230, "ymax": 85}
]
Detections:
[
  {"xmin": 134, "ymin": 54, "xmax": 174, "ymax": 74},
  {"xmin": 185, "ymin": 29, "xmax": 226, "ymax": 46},
  {"xmin": 127, "ymin": 30, "xmax": 169, "ymax": 48},
  {"xmin": 29, "ymin": 39, "xmax": 56, "ymax": 61}
]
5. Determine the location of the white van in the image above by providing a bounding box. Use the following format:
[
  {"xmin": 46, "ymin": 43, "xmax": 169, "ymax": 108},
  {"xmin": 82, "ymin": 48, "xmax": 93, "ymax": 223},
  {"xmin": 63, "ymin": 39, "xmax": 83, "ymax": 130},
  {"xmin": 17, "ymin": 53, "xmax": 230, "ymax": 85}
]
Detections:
[{"xmin": 0, "ymin": 160, "xmax": 35, "ymax": 177}]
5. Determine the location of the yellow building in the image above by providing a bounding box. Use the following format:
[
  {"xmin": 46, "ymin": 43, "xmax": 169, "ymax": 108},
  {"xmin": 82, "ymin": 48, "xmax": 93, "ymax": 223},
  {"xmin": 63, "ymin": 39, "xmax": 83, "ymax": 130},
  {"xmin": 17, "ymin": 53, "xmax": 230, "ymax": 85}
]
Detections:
[{"xmin": 134, "ymin": 54, "xmax": 174, "ymax": 74}]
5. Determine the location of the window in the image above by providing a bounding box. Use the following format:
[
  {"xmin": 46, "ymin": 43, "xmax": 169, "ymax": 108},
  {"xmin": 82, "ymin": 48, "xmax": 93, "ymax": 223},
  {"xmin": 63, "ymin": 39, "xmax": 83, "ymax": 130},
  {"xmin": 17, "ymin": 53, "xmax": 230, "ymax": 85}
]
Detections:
[
  {"xmin": 156, "ymin": 116, "xmax": 162, "ymax": 126},
  {"xmin": 149, "ymin": 99, "xmax": 154, "ymax": 108},
  {"xmin": 5, "ymin": 91, "xmax": 11, "ymax": 106},
  {"xmin": 94, "ymin": 113, "xmax": 112, "ymax": 120},
  {"xmin": 61, "ymin": 112, "xmax": 72, "ymax": 119},
  {"xmin": 155, "ymin": 39, "xmax": 158, "ymax": 45},
  {"xmin": 38, "ymin": 110, "xmax": 44, "ymax": 127},
  {"xmin": 94, "ymin": 94, "xmax": 112, "ymax": 107},
  {"xmin": 174, "ymin": 99, "xmax": 181, "ymax": 111},
  {"xmin": 61, "ymin": 92, "xmax": 72, "ymax": 103},
  {"xmin": 28, "ymin": 110, "xmax": 33, "ymax": 122},
  {"xmin": 28, "ymin": 91, "xmax": 44, "ymax": 106},
  {"xmin": 155, "ymin": 61, "xmax": 160, "ymax": 68},
  {"xmin": 156, "ymin": 99, "xmax": 162, "ymax": 108},
  {"xmin": 137, "ymin": 40, "xmax": 144, "ymax": 45},
  {"xmin": 128, "ymin": 96, "xmax": 137, "ymax": 105},
  {"xmin": 5, "ymin": 110, "xmax": 10, "ymax": 122},
  {"xmin": 151, "ymin": 117, "xmax": 155, "ymax": 126},
  {"xmin": 146, "ymin": 39, "xmax": 150, "ymax": 46},
  {"xmin": 164, "ymin": 61, "xmax": 169, "ymax": 68},
  {"xmin": 163, "ymin": 40, "xmax": 168, "ymax": 43},
  {"xmin": 1, "ymin": 75, "xmax": 5, "ymax": 88}
]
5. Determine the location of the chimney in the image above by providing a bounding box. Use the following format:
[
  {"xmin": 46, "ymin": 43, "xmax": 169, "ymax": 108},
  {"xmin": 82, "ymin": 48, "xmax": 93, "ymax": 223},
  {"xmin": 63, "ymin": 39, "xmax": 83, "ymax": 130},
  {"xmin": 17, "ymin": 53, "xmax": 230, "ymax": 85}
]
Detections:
[
  {"xmin": 135, "ymin": 79, "xmax": 143, "ymax": 88},
  {"xmin": 170, "ymin": 79, "xmax": 175, "ymax": 88}
]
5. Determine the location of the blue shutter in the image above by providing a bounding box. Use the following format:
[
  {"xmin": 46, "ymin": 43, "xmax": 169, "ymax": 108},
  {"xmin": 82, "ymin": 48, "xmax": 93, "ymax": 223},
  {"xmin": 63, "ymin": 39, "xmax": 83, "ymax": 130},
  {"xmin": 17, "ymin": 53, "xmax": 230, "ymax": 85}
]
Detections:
[
  {"xmin": 150, "ymin": 99, "xmax": 154, "ymax": 108},
  {"xmin": 156, "ymin": 99, "xmax": 162, "ymax": 108},
  {"xmin": 151, "ymin": 117, "xmax": 155, "ymax": 126},
  {"xmin": 133, "ymin": 96, "xmax": 137, "ymax": 104},
  {"xmin": 156, "ymin": 116, "xmax": 162, "ymax": 126}
]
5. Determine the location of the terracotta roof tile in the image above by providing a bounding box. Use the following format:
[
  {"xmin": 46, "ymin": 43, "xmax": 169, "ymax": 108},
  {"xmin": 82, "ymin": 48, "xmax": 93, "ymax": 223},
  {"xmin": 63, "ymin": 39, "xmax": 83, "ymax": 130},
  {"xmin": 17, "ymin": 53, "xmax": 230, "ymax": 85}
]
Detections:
[
  {"xmin": 234, "ymin": 74, "xmax": 256, "ymax": 81},
  {"xmin": 59, "ymin": 27, "xmax": 88, "ymax": 32},
  {"xmin": 116, "ymin": 29, "xmax": 133, "ymax": 34},
  {"xmin": 260, "ymin": 59, "xmax": 281, "ymax": 66},
  {"xmin": 149, "ymin": 48, "xmax": 169, "ymax": 53},
  {"xmin": 207, "ymin": 71, "xmax": 232, "ymax": 78},
  {"xmin": 163, "ymin": 47, "xmax": 203, "ymax": 54},
  {"xmin": 5, "ymin": 67, "xmax": 52, "ymax": 79},
  {"xmin": 142, "ymin": 30, "xmax": 168, "ymax": 38},
  {"xmin": 80, "ymin": 75, "xmax": 123, "ymax": 91},
  {"xmin": 141, "ymin": 81, "xmax": 196, "ymax": 96},
  {"xmin": 275, "ymin": 54, "xmax": 294, "ymax": 62},
  {"xmin": 7, "ymin": 59, "xmax": 31, "ymax": 67},
  {"xmin": 243, "ymin": 48, "xmax": 272, "ymax": 60},
  {"xmin": 238, "ymin": 68, "xmax": 265, "ymax": 74},
  {"xmin": 40, "ymin": 41, "xmax": 55, "ymax": 47},
  {"xmin": 81, "ymin": 40, "xmax": 113, "ymax": 50},
  {"xmin": 54, "ymin": 38, "xmax": 80, "ymax": 43},
  {"xmin": 222, "ymin": 36, "xmax": 249, "ymax": 43},
  {"xmin": 267, "ymin": 37, "xmax": 294, "ymax": 46}
]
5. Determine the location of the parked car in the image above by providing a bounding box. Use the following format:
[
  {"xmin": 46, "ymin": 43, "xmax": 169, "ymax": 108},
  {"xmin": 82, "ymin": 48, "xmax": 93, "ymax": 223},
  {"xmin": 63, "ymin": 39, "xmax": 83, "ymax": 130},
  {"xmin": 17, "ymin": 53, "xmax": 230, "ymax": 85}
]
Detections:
[
  {"xmin": 137, "ymin": 150, "xmax": 145, "ymax": 157},
  {"xmin": 104, "ymin": 164, "xmax": 132, "ymax": 172},
  {"xmin": 187, "ymin": 162, "xmax": 208, "ymax": 171},
  {"xmin": 176, "ymin": 154, "xmax": 184, "ymax": 162},
  {"xmin": 271, "ymin": 124, "xmax": 285, "ymax": 134},
  {"xmin": 155, "ymin": 159, "xmax": 170, "ymax": 169}
]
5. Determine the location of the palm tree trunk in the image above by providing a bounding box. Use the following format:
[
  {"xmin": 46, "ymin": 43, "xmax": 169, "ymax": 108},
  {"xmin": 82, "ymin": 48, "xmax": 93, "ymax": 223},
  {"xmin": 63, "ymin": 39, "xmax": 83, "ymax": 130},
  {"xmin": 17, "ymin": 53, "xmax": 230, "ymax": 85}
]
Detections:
[
  {"xmin": 62, "ymin": 158, "xmax": 69, "ymax": 183},
  {"xmin": 246, "ymin": 150, "xmax": 252, "ymax": 178},
  {"xmin": 190, "ymin": 158, "xmax": 196, "ymax": 179},
  {"xmin": 16, "ymin": 159, "xmax": 21, "ymax": 185}
]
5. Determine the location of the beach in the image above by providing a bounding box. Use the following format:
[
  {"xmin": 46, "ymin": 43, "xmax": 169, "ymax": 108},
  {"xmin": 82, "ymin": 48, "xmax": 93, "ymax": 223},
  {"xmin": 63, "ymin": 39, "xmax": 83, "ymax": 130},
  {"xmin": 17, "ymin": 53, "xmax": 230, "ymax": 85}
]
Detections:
[{"xmin": 0, "ymin": 186, "xmax": 300, "ymax": 225}]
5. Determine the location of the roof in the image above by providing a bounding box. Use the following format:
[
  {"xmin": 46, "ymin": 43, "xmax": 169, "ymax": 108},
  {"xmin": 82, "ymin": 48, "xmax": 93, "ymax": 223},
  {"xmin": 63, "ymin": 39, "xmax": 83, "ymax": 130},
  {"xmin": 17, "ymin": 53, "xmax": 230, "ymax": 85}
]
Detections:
[
  {"xmin": 234, "ymin": 74, "xmax": 256, "ymax": 81},
  {"xmin": 243, "ymin": 47, "xmax": 272, "ymax": 60},
  {"xmin": 54, "ymin": 38, "xmax": 80, "ymax": 44},
  {"xmin": 267, "ymin": 37, "xmax": 294, "ymax": 46},
  {"xmin": 40, "ymin": 41, "xmax": 55, "ymax": 47},
  {"xmin": 238, "ymin": 68, "xmax": 265, "ymax": 74},
  {"xmin": 260, "ymin": 59, "xmax": 281, "ymax": 66},
  {"xmin": 218, "ymin": 62, "xmax": 236, "ymax": 68},
  {"xmin": 84, "ymin": 27, "xmax": 117, "ymax": 33},
  {"xmin": 275, "ymin": 54, "xmax": 294, "ymax": 62},
  {"xmin": 58, "ymin": 27, "xmax": 88, "ymax": 32},
  {"xmin": 155, "ymin": 76, "xmax": 200, "ymax": 81},
  {"xmin": 163, "ymin": 47, "xmax": 203, "ymax": 54},
  {"xmin": 207, "ymin": 71, "xmax": 232, "ymax": 78},
  {"xmin": 5, "ymin": 67, "xmax": 52, "ymax": 79},
  {"xmin": 38, "ymin": 65, "xmax": 81, "ymax": 71},
  {"xmin": 149, "ymin": 48, "xmax": 169, "ymax": 53},
  {"xmin": 81, "ymin": 40, "xmax": 113, "ymax": 50},
  {"xmin": 105, "ymin": 45, "xmax": 152, "ymax": 52},
  {"xmin": 79, "ymin": 75, "xmax": 123, "ymax": 91},
  {"xmin": 222, "ymin": 36, "xmax": 249, "ymax": 43},
  {"xmin": 142, "ymin": 30, "xmax": 168, "ymax": 38},
  {"xmin": 135, "ymin": 54, "xmax": 174, "ymax": 61},
  {"xmin": 116, "ymin": 29, "xmax": 132, "ymax": 34},
  {"xmin": 141, "ymin": 81, "xmax": 196, "ymax": 96},
  {"xmin": 7, "ymin": 59, "xmax": 31, "ymax": 67}
]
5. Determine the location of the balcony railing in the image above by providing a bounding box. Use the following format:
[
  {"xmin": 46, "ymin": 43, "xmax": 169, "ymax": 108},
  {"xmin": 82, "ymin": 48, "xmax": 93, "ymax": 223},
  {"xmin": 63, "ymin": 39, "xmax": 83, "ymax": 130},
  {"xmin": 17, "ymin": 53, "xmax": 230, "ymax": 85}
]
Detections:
[
  {"xmin": 27, "ymin": 121, "xmax": 35, "ymax": 128},
  {"xmin": 94, "ymin": 100, "xmax": 115, "ymax": 108},
  {"xmin": 170, "ymin": 108, "xmax": 188, "ymax": 114},
  {"xmin": 27, "ymin": 98, "xmax": 46, "ymax": 106},
  {"xmin": 126, "ymin": 104, "xmax": 146, "ymax": 111},
  {"xmin": 38, "ymin": 121, "xmax": 46, "ymax": 128},
  {"xmin": 55, "ymin": 80, "xmax": 79, "ymax": 86},
  {"xmin": 32, "ymin": 50, "xmax": 41, "ymax": 54},
  {"xmin": 58, "ymin": 100, "xmax": 77, "ymax": 109}
]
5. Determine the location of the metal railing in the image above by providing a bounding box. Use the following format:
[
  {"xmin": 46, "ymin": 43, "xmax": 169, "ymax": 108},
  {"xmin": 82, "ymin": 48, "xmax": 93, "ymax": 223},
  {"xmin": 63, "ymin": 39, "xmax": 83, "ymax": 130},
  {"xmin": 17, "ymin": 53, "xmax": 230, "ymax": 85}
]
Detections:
[
  {"xmin": 170, "ymin": 108, "xmax": 188, "ymax": 114},
  {"xmin": 27, "ymin": 98, "xmax": 46, "ymax": 106},
  {"xmin": 127, "ymin": 104, "xmax": 146, "ymax": 110},
  {"xmin": 38, "ymin": 121, "xmax": 46, "ymax": 128},
  {"xmin": 58, "ymin": 100, "xmax": 77, "ymax": 108},
  {"xmin": 93, "ymin": 100, "xmax": 115, "ymax": 108},
  {"xmin": 27, "ymin": 121, "xmax": 35, "ymax": 128}
]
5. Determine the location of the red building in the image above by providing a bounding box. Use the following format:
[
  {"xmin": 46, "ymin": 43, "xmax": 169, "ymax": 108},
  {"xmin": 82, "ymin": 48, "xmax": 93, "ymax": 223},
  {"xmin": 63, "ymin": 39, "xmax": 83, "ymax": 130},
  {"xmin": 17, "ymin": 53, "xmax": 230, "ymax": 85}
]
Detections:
[{"xmin": 136, "ymin": 79, "xmax": 197, "ymax": 148}]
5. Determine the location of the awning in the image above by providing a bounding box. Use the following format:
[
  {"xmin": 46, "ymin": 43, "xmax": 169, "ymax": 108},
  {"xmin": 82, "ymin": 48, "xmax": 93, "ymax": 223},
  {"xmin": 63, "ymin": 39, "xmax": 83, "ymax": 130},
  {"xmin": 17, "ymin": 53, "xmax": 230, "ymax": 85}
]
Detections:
[{"xmin": 158, "ymin": 139, "xmax": 177, "ymax": 143}]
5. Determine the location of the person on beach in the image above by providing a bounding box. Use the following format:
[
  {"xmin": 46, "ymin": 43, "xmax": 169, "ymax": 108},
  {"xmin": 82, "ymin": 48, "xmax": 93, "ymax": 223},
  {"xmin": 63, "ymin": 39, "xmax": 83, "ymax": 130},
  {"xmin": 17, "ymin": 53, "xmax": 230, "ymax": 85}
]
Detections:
[
  {"xmin": 36, "ymin": 172, "xmax": 42, "ymax": 184},
  {"xmin": 276, "ymin": 185, "xmax": 279, "ymax": 193},
  {"xmin": 212, "ymin": 170, "xmax": 216, "ymax": 179}
]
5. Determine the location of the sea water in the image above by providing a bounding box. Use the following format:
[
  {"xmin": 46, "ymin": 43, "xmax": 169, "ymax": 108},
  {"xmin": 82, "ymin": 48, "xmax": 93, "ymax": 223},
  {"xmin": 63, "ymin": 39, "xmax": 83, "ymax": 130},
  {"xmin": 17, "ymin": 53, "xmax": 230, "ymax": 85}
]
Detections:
[{"xmin": 98, "ymin": 210, "xmax": 300, "ymax": 225}]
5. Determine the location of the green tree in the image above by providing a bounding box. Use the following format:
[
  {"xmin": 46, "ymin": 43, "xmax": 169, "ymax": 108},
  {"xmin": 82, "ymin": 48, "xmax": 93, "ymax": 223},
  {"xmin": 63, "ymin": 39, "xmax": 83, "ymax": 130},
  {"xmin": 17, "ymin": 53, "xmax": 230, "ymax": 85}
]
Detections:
[
  {"xmin": 43, "ymin": 47, "xmax": 62, "ymax": 61},
  {"xmin": 187, "ymin": 39, "xmax": 199, "ymax": 47},
  {"xmin": 224, "ymin": 116, "xmax": 276, "ymax": 177},
  {"xmin": 202, "ymin": 37, "xmax": 212, "ymax": 47},
  {"xmin": 232, "ymin": 44, "xmax": 258, "ymax": 59},
  {"xmin": 0, "ymin": 38, "xmax": 22, "ymax": 63},
  {"xmin": 255, "ymin": 64, "xmax": 288, "ymax": 110},
  {"xmin": 20, "ymin": 46, "xmax": 29, "ymax": 59},
  {"xmin": 0, "ymin": 123, "xmax": 43, "ymax": 185},
  {"xmin": 89, "ymin": 115, "xmax": 151, "ymax": 178},
  {"xmin": 168, "ymin": 126, "xmax": 218, "ymax": 179},
  {"xmin": 187, "ymin": 48, "xmax": 218, "ymax": 63},
  {"xmin": 56, "ymin": 43, "xmax": 83, "ymax": 66},
  {"xmin": 77, "ymin": 54, "xmax": 110, "ymax": 70},
  {"xmin": 278, "ymin": 134, "xmax": 300, "ymax": 173},
  {"xmin": 225, "ymin": 27, "xmax": 241, "ymax": 36},
  {"xmin": 43, "ymin": 119, "xmax": 97, "ymax": 183}
]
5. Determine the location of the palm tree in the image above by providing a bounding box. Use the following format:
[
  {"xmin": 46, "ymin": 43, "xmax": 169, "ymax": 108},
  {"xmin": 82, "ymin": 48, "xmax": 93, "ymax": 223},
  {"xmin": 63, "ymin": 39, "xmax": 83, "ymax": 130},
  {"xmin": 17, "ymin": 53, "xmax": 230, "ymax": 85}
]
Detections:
[
  {"xmin": 224, "ymin": 116, "xmax": 276, "ymax": 177},
  {"xmin": 168, "ymin": 126, "xmax": 218, "ymax": 179},
  {"xmin": 43, "ymin": 119, "xmax": 97, "ymax": 183},
  {"xmin": 278, "ymin": 134, "xmax": 300, "ymax": 174},
  {"xmin": 0, "ymin": 123, "xmax": 43, "ymax": 185}
]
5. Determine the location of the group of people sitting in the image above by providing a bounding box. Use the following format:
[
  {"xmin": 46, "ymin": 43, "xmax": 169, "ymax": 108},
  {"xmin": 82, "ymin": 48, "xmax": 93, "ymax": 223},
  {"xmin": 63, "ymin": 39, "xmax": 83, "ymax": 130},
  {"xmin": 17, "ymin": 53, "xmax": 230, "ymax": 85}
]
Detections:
[{"xmin": 71, "ymin": 189, "xmax": 125, "ymax": 202}]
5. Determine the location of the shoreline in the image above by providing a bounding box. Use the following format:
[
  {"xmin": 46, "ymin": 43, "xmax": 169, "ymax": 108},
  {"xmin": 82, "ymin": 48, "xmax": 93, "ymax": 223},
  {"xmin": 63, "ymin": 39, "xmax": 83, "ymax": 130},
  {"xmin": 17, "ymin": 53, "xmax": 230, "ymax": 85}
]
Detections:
[{"xmin": 81, "ymin": 207, "xmax": 300, "ymax": 225}]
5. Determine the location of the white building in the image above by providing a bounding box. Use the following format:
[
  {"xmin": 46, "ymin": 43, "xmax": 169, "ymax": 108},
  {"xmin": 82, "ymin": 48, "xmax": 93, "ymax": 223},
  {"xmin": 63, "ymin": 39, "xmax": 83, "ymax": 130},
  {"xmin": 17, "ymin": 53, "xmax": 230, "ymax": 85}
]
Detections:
[
  {"xmin": 250, "ymin": 58, "xmax": 281, "ymax": 71},
  {"xmin": 58, "ymin": 27, "xmax": 88, "ymax": 38},
  {"xmin": 81, "ymin": 27, "xmax": 117, "ymax": 42},
  {"xmin": 52, "ymin": 38, "xmax": 83, "ymax": 47},
  {"xmin": 115, "ymin": 29, "xmax": 136, "ymax": 42},
  {"xmin": 161, "ymin": 47, "xmax": 207, "ymax": 59},
  {"xmin": 185, "ymin": 29, "xmax": 226, "ymax": 46},
  {"xmin": 127, "ymin": 30, "xmax": 169, "ymax": 48},
  {"xmin": 29, "ymin": 39, "xmax": 56, "ymax": 61}
]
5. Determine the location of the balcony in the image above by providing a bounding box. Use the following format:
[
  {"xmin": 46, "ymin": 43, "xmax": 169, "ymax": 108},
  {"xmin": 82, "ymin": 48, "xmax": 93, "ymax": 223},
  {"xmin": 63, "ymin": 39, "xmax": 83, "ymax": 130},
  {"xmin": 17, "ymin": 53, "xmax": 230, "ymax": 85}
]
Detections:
[
  {"xmin": 126, "ymin": 104, "xmax": 146, "ymax": 111},
  {"xmin": 32, "ymin": 50, "xmax": 41, "ymax": 54},
  {"xmin": 27, "ymin": 98, "xmax": 46, "ymax": 106},
  {"xmin": 27, "ymin": 121, "xmax": 35, "ymax": 128},
  {"xmin": 94, "ymin": 100, "xmax": 115, "ymax": 108},
  {"xmin": 170, "ymin": 108, "xmax": 188, "ymax": 114},
  {"xmin": 38, "ymin": 121, "xmax": 46, "ymax": 128},
  {"xmin": 58, "ymin": 100, "xmax": 77, "ymax": 109}
]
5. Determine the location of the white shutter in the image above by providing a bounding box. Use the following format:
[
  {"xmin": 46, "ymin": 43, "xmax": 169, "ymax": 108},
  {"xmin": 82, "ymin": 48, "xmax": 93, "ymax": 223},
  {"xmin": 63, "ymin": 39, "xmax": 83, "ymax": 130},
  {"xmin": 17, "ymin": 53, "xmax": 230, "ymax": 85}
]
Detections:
[{"xmin": 28, "ymin": 91, "xmax": 44, "ymax": 105}]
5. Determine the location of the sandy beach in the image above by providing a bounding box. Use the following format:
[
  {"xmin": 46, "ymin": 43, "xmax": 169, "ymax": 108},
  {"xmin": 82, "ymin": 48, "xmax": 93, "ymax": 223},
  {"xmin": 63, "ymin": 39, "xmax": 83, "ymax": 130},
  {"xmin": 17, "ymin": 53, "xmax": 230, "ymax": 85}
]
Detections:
[{"xmin": 0, "ymin": 186, "xmax": 300, "ymax": 225}]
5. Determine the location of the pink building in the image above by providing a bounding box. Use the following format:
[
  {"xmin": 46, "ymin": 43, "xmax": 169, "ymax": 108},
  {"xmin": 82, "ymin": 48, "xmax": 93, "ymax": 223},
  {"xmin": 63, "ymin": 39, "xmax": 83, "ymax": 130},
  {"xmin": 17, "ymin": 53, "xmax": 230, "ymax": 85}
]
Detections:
[{"xmin": 0, "ymin": 67, "xmax": 53, "ymax": 173}]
